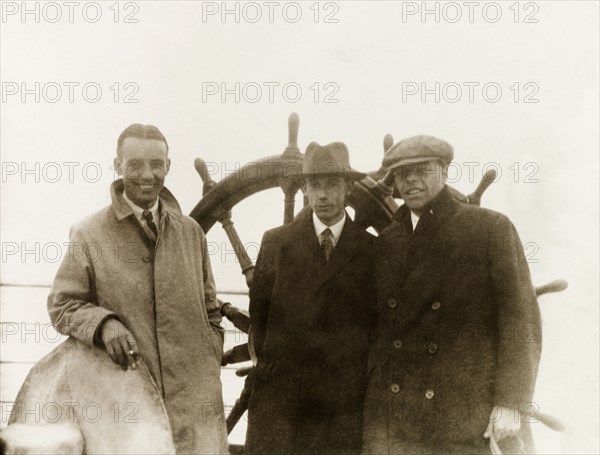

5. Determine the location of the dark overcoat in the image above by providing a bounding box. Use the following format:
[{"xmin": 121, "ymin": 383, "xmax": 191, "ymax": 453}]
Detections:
[
  {"xmin": 245, "ymin": 210, "xmax": 377, "ymax": 455},
  {"xmin": 363, "ymin": 186, "xmax": 542, "ymax": 454},
  {"xmin": 47, "ymin": 180, "xmax": 229, "ymax": 454}
]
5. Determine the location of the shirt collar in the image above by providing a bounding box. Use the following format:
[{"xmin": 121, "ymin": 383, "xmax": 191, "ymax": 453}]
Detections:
[
  {"xmin": 312, "ymin": 211, "xmax": 346, "ymax": 245},
  {"xmin": 122, "ymin": 191, "xmax": 160, "ymax": 223},
  {"xmin": 410, "ymin": 211, "xmax": 420, "ymax": 231},
  {"xmin": 396, "ymin": 186, "xmax": 461, "ymax": 234}
]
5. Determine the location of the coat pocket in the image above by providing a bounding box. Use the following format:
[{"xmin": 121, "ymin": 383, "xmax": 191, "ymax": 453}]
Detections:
[
  {"xmin": 254, "ymin": 358, "xmax": 277, "ymax": 382},
  {"xmin": 207, "ymin": 325, "xmax": 224, "ymax": 359}
]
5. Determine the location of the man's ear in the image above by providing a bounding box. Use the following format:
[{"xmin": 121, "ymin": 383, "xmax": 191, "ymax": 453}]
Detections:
[
  {"xmin": 166, "ymin": 158, "xmax": 171, "ymax": 174},
  {"xmin": 300, "ymin": 180, "xmax": 307, "ymax": 195},
  {"xmin": 113, "ymin": 157, "xmax": 123, "ymax": 176},
  {"xmin": 442, "ymin": 164, "xmax": 449, "ymax": 182}
]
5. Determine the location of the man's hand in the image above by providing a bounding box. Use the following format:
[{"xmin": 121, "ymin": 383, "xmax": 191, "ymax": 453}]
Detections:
[
  {"xmin": 483, "ymin": 406, "xmax": 521, "ymax": 442},
  {"xmin": 100, "ymin": 318, "xmax": 139, "ymax": 371}
]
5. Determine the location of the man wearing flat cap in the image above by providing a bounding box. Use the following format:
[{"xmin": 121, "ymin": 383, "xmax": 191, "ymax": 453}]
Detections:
[
  {"xmin": 245, "ymin": 142, "xmax": 377, "ymax": 454},
  {"xmin": 363, "ymin": 135, "xmax": 542, "ymax": 454}
]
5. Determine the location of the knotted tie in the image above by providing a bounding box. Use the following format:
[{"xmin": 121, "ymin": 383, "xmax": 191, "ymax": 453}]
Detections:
[
  {"xmin": 142, "ymin": 210, "xmax": 158, "ymax": 240},
  {"xmin": 320, "ymin": 228, "xmax": 334, "ymax": 261}
]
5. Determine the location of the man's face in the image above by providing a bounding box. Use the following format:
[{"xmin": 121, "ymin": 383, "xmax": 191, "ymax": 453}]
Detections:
[
  {"xmin": 394, "ymin": 160, "xmax": 447, "ymax": 215},
  {"xmin": 303, "ymin": 176, "xmax": 351, "ymax": 226},
  {"xmin": 114, "ymin": 137, "xmax": 170, "ymax": 209}
]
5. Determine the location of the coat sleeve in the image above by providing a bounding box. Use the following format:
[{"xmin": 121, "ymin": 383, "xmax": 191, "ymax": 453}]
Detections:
[
  {"xmin": 47, "ymin": 225, "xmax": 117, "ymax": 346},
  {"xmin": 249, "ymin": 230, "xmax": 276, "ymax": 357},
  {"xmin": 488, "ymin": 214, "xmax": 542, "ymax": 409},
  {"xmin": 199, "ymin": 227, "xmax": 223, "ymax": 335}
]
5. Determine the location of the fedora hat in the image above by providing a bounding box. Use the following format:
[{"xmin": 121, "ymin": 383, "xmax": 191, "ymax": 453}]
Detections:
[{"xmin": 302, "ymin": 142, "xmax": 366, "ymax": 180}]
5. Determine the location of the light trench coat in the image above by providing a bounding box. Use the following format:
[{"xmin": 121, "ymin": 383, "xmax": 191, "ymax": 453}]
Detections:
[{"xmin": 46, "ymin": 179, "xmax": 229, "ymax": 454}]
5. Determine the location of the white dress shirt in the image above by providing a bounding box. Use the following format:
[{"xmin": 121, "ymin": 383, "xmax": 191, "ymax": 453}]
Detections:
[
  {"xmin": 410, "ymin": 211, "xmax": 420, "ymax": 231},
  {"xmin": 313, "ymin": 212, "xmax": 346, "ymax": 247}
]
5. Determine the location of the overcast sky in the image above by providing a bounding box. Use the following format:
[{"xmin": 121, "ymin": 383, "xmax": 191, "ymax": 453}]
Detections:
[{"xmin": 1, "ymin": 1, "xmax": 598, "ymax": 452}]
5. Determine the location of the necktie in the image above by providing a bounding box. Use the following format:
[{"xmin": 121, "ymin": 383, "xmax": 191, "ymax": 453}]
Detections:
[
  {"xmin": 320, "ymin": 228, "xmax": 334, "ymax": 261},
  {"xmin": 142, "ymin": 210, "xmax": 158, "ymax": 240}
]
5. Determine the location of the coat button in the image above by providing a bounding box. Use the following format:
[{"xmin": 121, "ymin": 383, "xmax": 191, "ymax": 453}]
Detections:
[
  {"xmin": 388, "ymin": 299, "xmax": 397, "ymax": 308},
  {"xmin": 143, "ymin": 255, "xmax": 151, "ymax": 263},
  {"xmin": 390, "ymin": 384, "xmax": 400, "ymax": 394},
  {"xmin": 425, "ymin": 389, "xmax": 434, "ymax": 399},
  {"xmin": 428, "ymin": 343, "xmax": 438, "ymax": 354},
  {"xmin": 431, "ymin": 301, "xmax": 441, "ymax": 310},
  {"xmin": 393, "ymin": 339, "xmax": 403, "ymax": 349}
]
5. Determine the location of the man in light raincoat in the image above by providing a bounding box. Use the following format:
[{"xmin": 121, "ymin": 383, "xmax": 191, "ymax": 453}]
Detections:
[{"xmin": 47, "ymin": 124, "xmax": 229, "ymax": 454}]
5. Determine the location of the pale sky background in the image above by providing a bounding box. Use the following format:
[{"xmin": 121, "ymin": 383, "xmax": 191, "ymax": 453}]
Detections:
[{"xmin": 1, "ymin": 1, "xmax": 598, "ymax": 452}]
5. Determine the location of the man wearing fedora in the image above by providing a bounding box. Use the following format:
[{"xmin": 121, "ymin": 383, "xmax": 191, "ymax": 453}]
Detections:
[
  {"xmin": 245, "ymin": 142, "xmax": 377, "ymax": 454},
  {"xmin": 363, "ymin": 135, "xmax": 542, "ymax": 454}
]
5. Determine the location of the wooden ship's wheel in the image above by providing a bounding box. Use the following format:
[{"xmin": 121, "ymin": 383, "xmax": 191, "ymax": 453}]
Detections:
[
  {"xmin": 0, "ymin": 113, "xmax": 568, "ymax": 455},
  {"xmin": 189, "ymin": 113, "xmax": 568, "ymax": 452}
]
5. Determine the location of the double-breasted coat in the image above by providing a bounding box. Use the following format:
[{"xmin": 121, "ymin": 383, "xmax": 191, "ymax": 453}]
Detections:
[
  {"xmin": 47, "ymin": 180, "xmax": 229, "ymax": 454},
  {"xmin": 245, "ymin": 210, "xmax": 377, "ymax": 455},
  {"xmin": 363, "ymin": 186, "xmax": 542, "ymax": 454}
]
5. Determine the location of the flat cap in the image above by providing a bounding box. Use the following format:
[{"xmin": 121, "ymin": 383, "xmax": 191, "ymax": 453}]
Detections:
[{"xmin": 382, "ymin": 135, "xmax": 454, "ymax": 170}]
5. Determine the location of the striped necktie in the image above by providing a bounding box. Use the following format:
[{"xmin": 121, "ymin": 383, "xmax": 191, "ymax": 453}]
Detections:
[
  {"xmin": 320, "ymin": 228, "xmax": 334, "ymax": 261},
  {"xmin": 142, "ymin": 210, "xmax": 158, "ymax": 240}
]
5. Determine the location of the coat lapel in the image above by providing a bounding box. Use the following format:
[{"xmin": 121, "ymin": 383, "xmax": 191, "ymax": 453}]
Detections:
[
  {"xmin": 379, "ymin": 208, "xmax": 428, "ymax": 331},
  {"xmin": 284, "ymin": 210, "xmax": 364, "ymax": 292},
  {"xmin": 110, "ymin": 179, "xmax": 183, "ymax": 224},
  {"xmin": 285, "ymin": 209, "xmax": 324, "ymax": 267},
  {"xmin": 315, "ymin": 212, "xmax": 363, "ymax": 289},
  {"xmin": 392, "ymin": 187, "xmax": 461, "ymax": 331},
  {"xmin": 110, "ymin": 179, "xmax": 183, "ymax": 249}
]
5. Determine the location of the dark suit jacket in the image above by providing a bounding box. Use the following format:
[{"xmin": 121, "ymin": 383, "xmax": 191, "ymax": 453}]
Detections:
[
  {"xmin": 363, "ymin": 186, "xmax": 542, "ymax": 454},
  {"xmin": 245, "ymin": 210, "xmax": 377, "ymax": 455}
]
